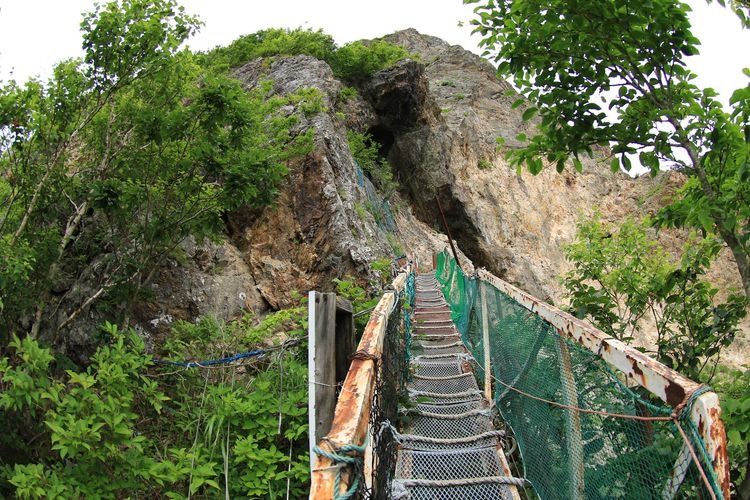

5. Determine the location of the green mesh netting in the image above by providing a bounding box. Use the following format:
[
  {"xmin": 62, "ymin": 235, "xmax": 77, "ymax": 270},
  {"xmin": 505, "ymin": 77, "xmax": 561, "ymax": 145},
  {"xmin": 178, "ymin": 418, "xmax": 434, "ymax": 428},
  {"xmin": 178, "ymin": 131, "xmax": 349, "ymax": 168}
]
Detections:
[
  {"xmin": 434, "ymin": 251, "xmax": 723, "ymax": 500},
  {"xmin": 355, "ymin": 163, "xmax": 396, "ymax": 233},
  {"xmin": 368, "ymin": 267, "xmax": 415, "ymax": 499}
]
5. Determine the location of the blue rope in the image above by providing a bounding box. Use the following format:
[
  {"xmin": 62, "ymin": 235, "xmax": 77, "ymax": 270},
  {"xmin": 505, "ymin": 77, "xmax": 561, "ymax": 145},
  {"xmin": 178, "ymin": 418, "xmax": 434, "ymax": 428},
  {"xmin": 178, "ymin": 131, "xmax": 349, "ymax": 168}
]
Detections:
[{"xmin": 152, "ymin": 349, "xmax": 266, "ymax": 368}]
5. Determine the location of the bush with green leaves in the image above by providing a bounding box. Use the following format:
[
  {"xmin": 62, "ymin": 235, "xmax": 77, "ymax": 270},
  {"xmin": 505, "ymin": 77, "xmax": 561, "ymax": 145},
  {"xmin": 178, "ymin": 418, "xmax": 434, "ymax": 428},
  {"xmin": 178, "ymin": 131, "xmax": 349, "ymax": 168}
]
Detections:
[
  {"xmin": 347, "ymin": 130, "xmax": 398, "ymax": 198},
  {"xmin": 1, "ymin": 306, "xmax": 311, "ymax": 498},
  {"xmin": 0, "ymin": 323, "xmax": 206, "ymax": 498},
  {"xmin": 199, "ymin": 28, "xmax": 337, "ymax": 72},
  {"xmin": 200, "ymin": 27, "xmax": 410, "ymax": 81},
  {"xmin": 330, "ymin": 40, "xmax": 411, "ymax": 80},
  {"xmin": 0, "ymin": 0, "xmax": 314, "ymax": 342},
  {"xmin": 562, "ymin": 214, "xmax": 746, "ymax": 381},
  {"xmin": 711, "ymin": 366, "xmax": 750, "ymax": 498}
]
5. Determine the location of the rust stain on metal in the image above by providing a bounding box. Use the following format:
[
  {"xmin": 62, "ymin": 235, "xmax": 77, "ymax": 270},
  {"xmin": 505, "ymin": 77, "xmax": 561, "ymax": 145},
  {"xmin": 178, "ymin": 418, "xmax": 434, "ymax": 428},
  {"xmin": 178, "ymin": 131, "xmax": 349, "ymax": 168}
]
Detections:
[
  {"xmin": 310, "ymin": 267, "xmax": 409, "ymax": 499},
  {"xmin": 664, "ymin": 381, "xmax": 686, "ymax": 407},
  {"xmin": 705, "ymin": 405, "xmax": 730, "ymax": 496}
]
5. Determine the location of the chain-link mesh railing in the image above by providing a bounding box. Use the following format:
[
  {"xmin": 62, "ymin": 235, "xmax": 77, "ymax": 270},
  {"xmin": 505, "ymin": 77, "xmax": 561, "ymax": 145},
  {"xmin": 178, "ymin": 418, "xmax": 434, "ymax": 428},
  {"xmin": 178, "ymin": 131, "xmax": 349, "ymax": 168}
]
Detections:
[
  {"xmin": 311, "ymin": 266, "xmax": 415, "ymax": 499},
  {"xmin": 435, "ymin": 250, "xmax": 725, "ymax": 500},
  {"xmin": 368, "ymin": 271, "xmax": 414, "ymax": 499}
]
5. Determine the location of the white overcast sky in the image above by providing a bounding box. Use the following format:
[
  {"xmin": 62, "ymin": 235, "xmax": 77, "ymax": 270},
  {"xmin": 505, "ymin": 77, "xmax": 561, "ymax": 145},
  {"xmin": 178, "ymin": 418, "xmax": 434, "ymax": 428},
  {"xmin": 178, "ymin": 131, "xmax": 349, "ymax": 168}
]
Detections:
[{"xmin": 0, "ymin": 0, "xmax": 748, "ymax": 107}]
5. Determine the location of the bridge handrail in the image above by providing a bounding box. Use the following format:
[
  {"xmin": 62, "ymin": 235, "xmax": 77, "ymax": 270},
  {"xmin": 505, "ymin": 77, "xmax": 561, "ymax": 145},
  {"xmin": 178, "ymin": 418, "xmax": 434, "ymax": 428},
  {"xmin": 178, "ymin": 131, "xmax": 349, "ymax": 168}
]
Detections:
[
  {"xmin": 476, "ymin": 267, "xmax": 730, "ymax": 498},
  {"xmin": 309, "ymin": 266, "xmax": 410, "ymax": 499}
]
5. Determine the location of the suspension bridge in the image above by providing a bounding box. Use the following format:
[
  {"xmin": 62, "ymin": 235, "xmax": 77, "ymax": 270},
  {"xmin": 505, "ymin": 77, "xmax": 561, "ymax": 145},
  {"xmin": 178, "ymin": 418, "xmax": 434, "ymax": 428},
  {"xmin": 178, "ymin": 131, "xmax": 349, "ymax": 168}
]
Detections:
[{"xmin": 309, "ymin": 250, "xmax": 729, "ymax": 499}]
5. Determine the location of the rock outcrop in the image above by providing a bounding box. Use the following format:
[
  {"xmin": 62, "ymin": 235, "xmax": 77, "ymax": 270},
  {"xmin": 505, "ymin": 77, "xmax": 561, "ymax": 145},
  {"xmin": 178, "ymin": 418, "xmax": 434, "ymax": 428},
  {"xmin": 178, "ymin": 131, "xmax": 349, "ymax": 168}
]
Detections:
[{"xmin": 133, "ymin": 28, "xmax": 746, "ymax": 364}]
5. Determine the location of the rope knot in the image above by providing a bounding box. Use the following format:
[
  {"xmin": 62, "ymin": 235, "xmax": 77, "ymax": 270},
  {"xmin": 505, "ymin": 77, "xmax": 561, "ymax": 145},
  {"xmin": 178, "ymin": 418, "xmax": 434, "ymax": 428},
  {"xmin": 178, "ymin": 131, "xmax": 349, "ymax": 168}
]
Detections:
[
  {"xmin": 313, "ymin": 440, "xmax": 366, "ymax": 500},
  {"xmin": 350, "ymin": 350, "xmax": 380, "ymax": 364}
]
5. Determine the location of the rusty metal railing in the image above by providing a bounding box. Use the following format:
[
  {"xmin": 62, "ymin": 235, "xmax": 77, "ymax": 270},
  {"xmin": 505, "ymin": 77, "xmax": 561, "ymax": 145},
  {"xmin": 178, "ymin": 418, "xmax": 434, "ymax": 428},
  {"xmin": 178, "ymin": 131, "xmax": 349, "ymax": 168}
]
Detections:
[
  {"xmin": 309, "ymin": 265, "xmax": 410, "ymax": 499},
  {"xmin": 477, "ymin": 268, "xmax": 730, "ymax": 498}
]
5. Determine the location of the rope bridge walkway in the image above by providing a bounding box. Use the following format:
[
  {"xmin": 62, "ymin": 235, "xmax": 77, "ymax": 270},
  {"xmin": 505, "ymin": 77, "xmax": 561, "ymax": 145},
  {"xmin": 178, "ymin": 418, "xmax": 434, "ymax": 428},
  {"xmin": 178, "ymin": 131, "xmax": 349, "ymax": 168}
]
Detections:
[
  {"xmin": 388, "ymin": 272, "xmax": 522, "ymax": 499},
  {"xmin": 310, "ymin": 251, "xmax": 730, "ymax": 499}
]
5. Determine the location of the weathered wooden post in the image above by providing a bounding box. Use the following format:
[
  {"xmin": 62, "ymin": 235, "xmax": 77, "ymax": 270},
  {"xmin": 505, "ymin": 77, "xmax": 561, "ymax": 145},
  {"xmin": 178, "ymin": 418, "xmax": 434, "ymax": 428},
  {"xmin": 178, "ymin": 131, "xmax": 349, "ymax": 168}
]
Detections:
[
  {"xmin": 307, "ymin": 292, "xmax": 355, "ymax": 470},
  {"xmin": 334, "ymin": 296, "xmax": 354, "ymax": 384}
]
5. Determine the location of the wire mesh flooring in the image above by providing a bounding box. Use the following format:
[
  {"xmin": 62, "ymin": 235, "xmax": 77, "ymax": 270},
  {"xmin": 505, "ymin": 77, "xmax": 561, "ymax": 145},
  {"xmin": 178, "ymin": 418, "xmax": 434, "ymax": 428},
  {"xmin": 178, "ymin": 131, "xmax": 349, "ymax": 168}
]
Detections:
[{"xmin": 391, "ymin": 272, "xmax": 521, "ymax": 499}]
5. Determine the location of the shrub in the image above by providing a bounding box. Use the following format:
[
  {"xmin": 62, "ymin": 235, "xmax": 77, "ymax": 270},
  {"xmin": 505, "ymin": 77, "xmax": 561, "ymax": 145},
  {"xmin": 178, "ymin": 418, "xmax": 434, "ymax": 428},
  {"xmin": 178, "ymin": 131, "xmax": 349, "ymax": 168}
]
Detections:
[
  {"xmin": 711, "ymin": 366, "xmax": 750, "ymax": 497},
  {"xmin": 0, "ymin": 302, "xmax": 311, "ymax": 498},
  {"xmin": 330, "ymin": 40, "xmax": 410, "ymax": 80},
  {"xmin": 478, "ymin": 158, "xmax": 493, "ymax": 170},
  {"xmin": 201, "ymin": 29, "xmax": 410, "ymax": 82},
  {"xmin": 347, "ymin": 130, "xmax": 398, "ymax": 198},
  {"xmin": 339, "ymin": 86, "xmax": 359, "ymax": 103},
  {"xmin": 562, "ymin": 215, "xmax": 747, "ymax": 381},
  {"xmin": 199, "ymin": 28, "xmax": 337, "ymax": 71}
]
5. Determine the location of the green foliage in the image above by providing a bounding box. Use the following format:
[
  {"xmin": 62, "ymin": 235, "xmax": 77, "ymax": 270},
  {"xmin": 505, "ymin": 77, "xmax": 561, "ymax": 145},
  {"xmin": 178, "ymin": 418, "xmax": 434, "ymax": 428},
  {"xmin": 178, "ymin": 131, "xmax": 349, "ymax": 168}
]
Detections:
[
  {"xmin": 200, "ymin": 28, "xmax": 410, "ymax": 81},
  {"xmin": 562, "ymin": 215, "xmax": 746, "ymax": 381},
  {"xmin": 0, "ymin": 1, "xmax": 312, "ymax": 340},
  {"xmin": 711, "ymin": 365, "xmax": 750, "ymax": 496},
  {"xmin": 1, "ymin": 307, "xmax": 310, "ymax": 498},
  {"xmin": 0, "ymin": 324, "xmax": 200, "ymax": 498},
  {"xmin": 387, "ymin": 233, "xmax": 405, "ymax": 257},
  {"xmin": 330, "ymin": 40, "xmax": 410, "ymax": 80},
  {"xmin": 335, "ymin": 276, "xmax": 380, "ymax": 333},
  {"xmin": 199, "ymin": 28, "xmax": 337, "ymax": 72},
  {"xmin": 468, "ymin": 0, "xmax": 750, "ymax": 300},
  {"xmin": 354, "ymin": 202, "xmax": 368, "ymax": 222},
  {"xmin": 339, "ymin": 86, "xmax": 359, "ymax": 103},
  {"xmin": 477, "ymin": 158, "xmax": 493, "ymax": 170},
  {"xmin": 347, "ymin": 130, "xmax": 398, "ymax": 197}
]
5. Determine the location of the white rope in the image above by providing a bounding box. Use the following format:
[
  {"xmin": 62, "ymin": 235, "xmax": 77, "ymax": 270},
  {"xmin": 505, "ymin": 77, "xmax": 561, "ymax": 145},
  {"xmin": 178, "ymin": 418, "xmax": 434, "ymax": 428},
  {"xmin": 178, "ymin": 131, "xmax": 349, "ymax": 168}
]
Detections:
[
  {"xmin": 407, "ymin": 387, "xmax": 482, "ymax": 399},
  {"xmin": 417, "ymin": 341, "xmax": 464, "ymax": 349},
  {"xmin": 392, "ymin": 476, "xmax": 528, "ymax": 488},
  {"xmin": 395, "ymin": 430, "xmax": 507, "ymax": 446},
  {"xmin": 413, "ymin": 372, "xmax": 473, "ymax": 381},
  {"xmin": 413, "ymin": 352, "xmax": 471, "ymax": 362},
  {"xmin": 414, "ymin": 332, "xmax": 461, "ymax": 347},
  {"xmin": 399, "ymin": 407, "xmax": 494, "ymax": 420}
]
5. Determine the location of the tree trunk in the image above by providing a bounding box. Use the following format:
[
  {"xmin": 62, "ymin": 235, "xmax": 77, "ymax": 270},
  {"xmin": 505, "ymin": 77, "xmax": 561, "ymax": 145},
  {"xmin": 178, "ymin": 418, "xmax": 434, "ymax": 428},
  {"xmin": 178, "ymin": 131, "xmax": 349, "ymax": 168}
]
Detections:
[
  {"xmin": 720, "ymin": 228, "xmax": 750, "ymax": 305},
  {"xmin": 734, "ymin": 248, "xmax": 750, "ymax": 305}
]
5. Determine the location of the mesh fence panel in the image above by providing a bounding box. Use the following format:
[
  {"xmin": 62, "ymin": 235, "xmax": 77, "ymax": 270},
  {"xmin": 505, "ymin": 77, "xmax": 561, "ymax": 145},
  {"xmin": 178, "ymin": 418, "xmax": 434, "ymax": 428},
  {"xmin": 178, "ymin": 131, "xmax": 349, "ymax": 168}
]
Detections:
[
  {"xmin": 435, "ymin": 250, "xmax": 723, "ymax": 500},
  {"xmin": 355, "ymin": 163, "xmax": 396, "ymax": 233},
  {"xmin": 368, "ymin": 270, "xmax": 415, "ymax": 499}
]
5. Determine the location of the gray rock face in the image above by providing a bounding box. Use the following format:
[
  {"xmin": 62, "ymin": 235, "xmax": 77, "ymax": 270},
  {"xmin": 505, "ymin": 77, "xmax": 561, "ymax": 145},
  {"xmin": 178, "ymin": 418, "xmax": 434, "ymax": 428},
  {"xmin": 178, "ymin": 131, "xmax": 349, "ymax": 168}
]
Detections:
[
  {"xmin": 127, "ymin": 30, "xmax": 745, "ymax": 366},
  {"xmin": 369, "ymin": 29, "xmax": 649, "ymax": 301},
  {"xmin": 135, "ymin": 53, "xmax": 457, "ymax": 340}
]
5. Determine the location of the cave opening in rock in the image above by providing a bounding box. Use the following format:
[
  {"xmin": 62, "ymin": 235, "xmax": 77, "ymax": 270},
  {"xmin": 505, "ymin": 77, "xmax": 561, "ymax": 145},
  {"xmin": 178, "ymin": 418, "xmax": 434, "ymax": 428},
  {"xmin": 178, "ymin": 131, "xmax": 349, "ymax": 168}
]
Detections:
[
  {"xmin": 435, "ymin": 186, "xmax": 494, "ymax": 273},
  {"xmin": 367, "ymin": 125, "xmax": 395, "ymax": 158}
]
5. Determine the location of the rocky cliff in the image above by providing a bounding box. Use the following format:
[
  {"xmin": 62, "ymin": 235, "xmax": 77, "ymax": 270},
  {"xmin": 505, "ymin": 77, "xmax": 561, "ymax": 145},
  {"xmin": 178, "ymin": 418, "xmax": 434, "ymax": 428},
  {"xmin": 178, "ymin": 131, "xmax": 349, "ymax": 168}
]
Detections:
[{"xmin": 136, "ymin": 28, "xmax": 747, "ymax": 365}]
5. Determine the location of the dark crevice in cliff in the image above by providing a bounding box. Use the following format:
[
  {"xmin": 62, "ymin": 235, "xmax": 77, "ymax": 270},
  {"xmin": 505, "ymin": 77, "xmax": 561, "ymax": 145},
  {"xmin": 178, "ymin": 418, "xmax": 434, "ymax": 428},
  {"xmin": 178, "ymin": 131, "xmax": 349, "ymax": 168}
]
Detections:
[
  {"xmin": 367, "ymin": 124, "xmax": 395, "ymax": 158},
  {"xmin": 434, "ymin": 185, "xmax": 494, "ymax": 272}
]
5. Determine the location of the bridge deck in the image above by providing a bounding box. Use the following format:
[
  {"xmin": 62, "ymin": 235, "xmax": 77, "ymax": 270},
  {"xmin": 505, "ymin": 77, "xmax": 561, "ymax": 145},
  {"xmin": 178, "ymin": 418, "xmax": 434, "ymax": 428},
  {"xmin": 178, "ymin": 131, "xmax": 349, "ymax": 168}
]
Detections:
[{"xmin": 391, "ymin": 272, "xmax": 521, "ymax": 499}]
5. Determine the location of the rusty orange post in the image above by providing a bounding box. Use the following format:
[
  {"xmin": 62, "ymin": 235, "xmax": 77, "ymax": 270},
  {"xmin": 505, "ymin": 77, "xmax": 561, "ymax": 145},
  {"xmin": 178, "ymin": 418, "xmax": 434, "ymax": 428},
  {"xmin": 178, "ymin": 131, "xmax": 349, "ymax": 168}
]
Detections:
[{"xmin": 309, "ymin": 269, "xmax": 409, "ymax": 499}]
